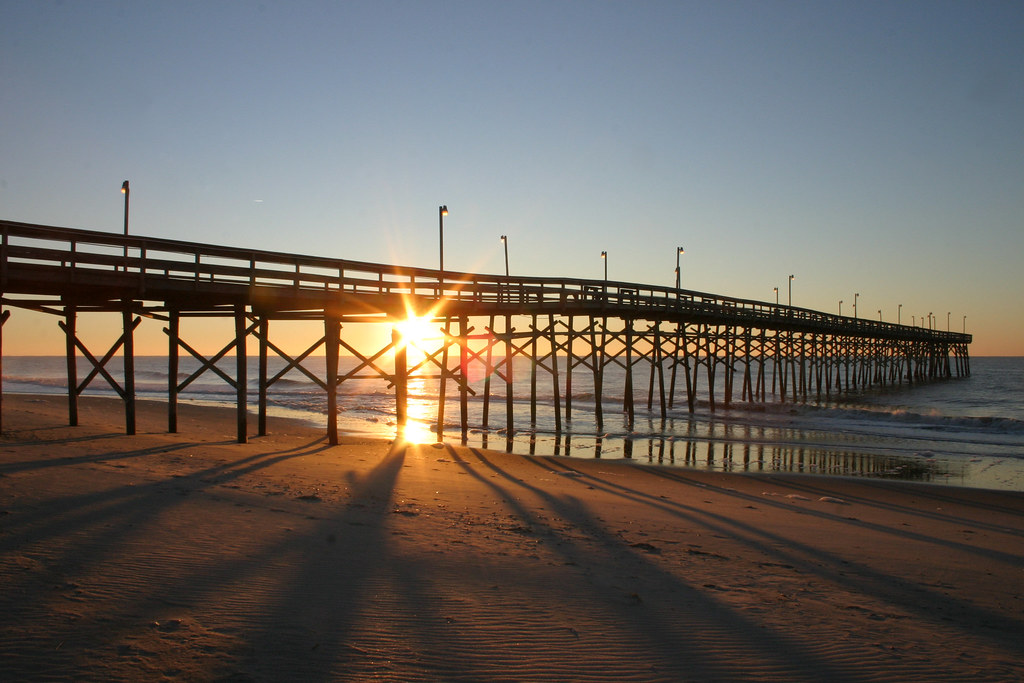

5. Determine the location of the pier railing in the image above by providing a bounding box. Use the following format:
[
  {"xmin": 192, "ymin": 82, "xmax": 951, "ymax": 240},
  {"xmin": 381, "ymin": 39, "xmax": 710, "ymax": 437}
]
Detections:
[{"xmin": 0, "ymin": 220, "xmax": 970, "ymax": 344}]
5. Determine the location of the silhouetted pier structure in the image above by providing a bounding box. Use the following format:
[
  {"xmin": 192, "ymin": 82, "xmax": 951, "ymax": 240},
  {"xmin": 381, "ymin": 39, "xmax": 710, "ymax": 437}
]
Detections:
[{"xmin": 0, "ymin": 221, "xmax": 971, "ymax": 443}]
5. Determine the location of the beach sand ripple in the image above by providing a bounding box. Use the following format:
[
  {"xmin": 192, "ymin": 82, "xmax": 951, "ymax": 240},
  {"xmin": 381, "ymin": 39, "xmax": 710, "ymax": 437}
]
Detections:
[{"xmin": 2, "ymin": 395, "xmax": 1023, "ymax": 681}]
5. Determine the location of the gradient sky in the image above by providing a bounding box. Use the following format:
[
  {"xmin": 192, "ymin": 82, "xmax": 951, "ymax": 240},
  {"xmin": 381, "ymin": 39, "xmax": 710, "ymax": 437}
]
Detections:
[{"xmin": 2, "ymin": 0, "xmax": 1022, "ymax": 356}]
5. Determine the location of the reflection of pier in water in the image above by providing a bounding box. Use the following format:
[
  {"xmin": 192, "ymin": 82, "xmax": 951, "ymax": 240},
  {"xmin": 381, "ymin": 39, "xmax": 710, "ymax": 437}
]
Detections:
[
  {"xmin": 1, "ymin": 220, "xmax": 971, "ymax": 447},
  {"xmin": 479, "ymin": 429, "xmax": 952, "ymax": 484}
]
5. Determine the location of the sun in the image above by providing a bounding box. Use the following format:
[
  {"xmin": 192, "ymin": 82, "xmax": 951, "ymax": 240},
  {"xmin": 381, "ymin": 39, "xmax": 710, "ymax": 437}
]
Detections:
[{"xmin": 394, "ymin": 314, "xmax": 441, "ymax": 354}]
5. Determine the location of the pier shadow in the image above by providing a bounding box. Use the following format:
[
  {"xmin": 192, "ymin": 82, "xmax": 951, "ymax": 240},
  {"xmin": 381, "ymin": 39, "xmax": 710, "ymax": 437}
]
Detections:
[
  {"xmin": 440, "ymin": 446, "xmax": 868, "ymax": 681},
  {"xmin": 3, "ymin": 426, "xmax": 1022, "ymax": 681},
  {"xmin": 527, "ymin": 455, "xmax": 1024, "ymax": 652}
]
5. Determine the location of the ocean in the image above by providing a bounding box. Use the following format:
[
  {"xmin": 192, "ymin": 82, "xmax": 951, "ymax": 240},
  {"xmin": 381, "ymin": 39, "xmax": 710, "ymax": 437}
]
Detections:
[{"xmin": 3, "ymin": 355, "xmax": 1023, "ymax": 491}]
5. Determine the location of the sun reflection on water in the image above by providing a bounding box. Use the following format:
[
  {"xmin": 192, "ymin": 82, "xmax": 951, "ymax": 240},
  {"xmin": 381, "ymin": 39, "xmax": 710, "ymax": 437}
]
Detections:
[{"xmin": 397, "ymin": 376, "xmax": 437, "ymax": 444}]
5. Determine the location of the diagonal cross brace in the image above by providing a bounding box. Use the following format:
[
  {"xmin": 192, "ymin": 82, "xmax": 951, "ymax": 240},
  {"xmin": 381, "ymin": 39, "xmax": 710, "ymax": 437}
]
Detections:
[
  {"xmin": 59, "ymin": 316, "xmax": 141, "ymax": 399},
  {"xmin": 398, "ymin": 327, "xmax": 479, "ymax": 395},
  {"xmin": 338, "ymin": 336, "xmax": 398, "ymax": 383},
  {"xmin": 164, "ymin": 320, "xmax": 259, "ymax": 392},
  {"xmin": 252, "ymin": 326, "xmax": 328, "ymax": 392}
]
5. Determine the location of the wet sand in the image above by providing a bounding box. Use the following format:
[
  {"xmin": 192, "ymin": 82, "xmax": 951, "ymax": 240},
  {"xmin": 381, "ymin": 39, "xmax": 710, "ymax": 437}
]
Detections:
[{"xmin": 2, "ymin": 394, "xmax": 1023, "ymax": 681}]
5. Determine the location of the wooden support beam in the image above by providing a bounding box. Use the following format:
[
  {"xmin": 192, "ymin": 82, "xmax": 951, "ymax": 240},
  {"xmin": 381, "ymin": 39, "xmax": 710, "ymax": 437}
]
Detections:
[
  {"xmin": 64, "ymin": 304, "xmax": 78, "ymax": 426},
  {"xmin": 789, "ymin": 331, "xmax": 799, "ymax": 402},
  {"xmin": 548, "ymin": 314, "xmax": 562, "ymax": 433},
  {"xmin": 592, "ymin": 316, "xmax": 605, "ymax": 431},
  {"xmin": 122, "ymin": 302, "xmax": 136, "ymax": 435},
  {"xmin": 529, "ymin": 314, "xmax": 538, "ymax": 427},
  {"xmin": 393, "ymin": 327, "xmax": 407, "ymax": 426},
  {"xmin": 258, "ymin": 317, "xmax": 269, "ymax": 436},
  {"xmin": 703, "ymin": 325, "xmax": 717, "ymax": 412},
  {"xmin": 647, "ymin": 326, "xmax": 657, "ymax": 413},
  {"xmin": 667, "ymin": 324, "xmax": 680, "ymax": 409},
  {"xmin": 624, "ymin": 319, "xmax": 634, "ymax": 429},
  {"xmin": 325, "ymin": 315, "xmax": 340, "ymax": 446},
  {"xmin": 234, "ymin": 304, "xmax": 247, "ymax": 444},
  {"xmin": 505, "ymin": 315, "xmax": 514, "ymax": 439},
  {"xmin": 654, "ymin": 323, "xmax": 666, "ymax": 419},
  {"xmin": 459, "ymin": 315, "xmax": 469, "ymax": 441},
  {"xmin": 723, "ymin": 325, "xmax": 735, "ymax": 407},
  {"xmin": 482, "ymin": 315, "xmax": 494, "ymax": 428},
  {"xmin": 167, "ymin": 309, "xmax": 179, "ymax": 432},
  {"xmin": 436, "ymin": 316, "xmax": 451, "ymax": 441},
  {"xmin": 0, "ymin": 306, "xmax": 8, "ymax": 433},
  {"xmin": 564, "ymin": 315, "xmax": 575, "ymax": 422},
  {"xmin": 683, "ymin": 323, "xmax": 695, "ymax": 413}
]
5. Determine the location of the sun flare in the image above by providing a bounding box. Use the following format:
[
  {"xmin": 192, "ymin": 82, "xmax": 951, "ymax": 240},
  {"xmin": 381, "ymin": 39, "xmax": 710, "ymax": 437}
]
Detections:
[{"xmin": 395, "ymin": 314, "xmax": 441, "ymax": 353}]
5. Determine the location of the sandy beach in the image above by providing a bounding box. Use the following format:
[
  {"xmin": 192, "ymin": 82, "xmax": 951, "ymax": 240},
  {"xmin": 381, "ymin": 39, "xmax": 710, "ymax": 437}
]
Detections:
[{"xmin": 1, "ymin": 394, "xmax": 1022, "ymax": 681}]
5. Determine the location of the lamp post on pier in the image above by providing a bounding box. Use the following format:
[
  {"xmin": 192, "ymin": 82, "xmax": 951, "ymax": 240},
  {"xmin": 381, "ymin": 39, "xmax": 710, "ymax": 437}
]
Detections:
[
  {"xmin": 674, "ymin": 246, "xmax": 684, "ymax": 290},
  {"xmin": 898, "ymin": 304, "xmax": 902, "ymax": 325},
  {"xmin": 963, "ymin": 315, "xmax": 966, "ymax": 333},
  {"xmin": 120, "ymin": 180, "xmax": 130, "ymax": 269},
  {"xmin": 438, "ymin": 205, "xmax": 448, "ymax": 284},
  {"xmin": 947, "ymin": 311, "xmax": 951, "ymax": 332},
  {"xmin": 500, "ymin": 235, "xmax": 509, "ymax": 276},
  {"xmin": 878, "ymin": 309, "xmax": 882, "ymax": 321},
  {"xmin": 601, "ymin": 251, "xmax": 607, "ymax": 283},
  {"xmin": 854, "ymin": 292, "xmax": 859, "ymax": 318},
  {"xmin": 774, "ymin": 287, "xmax": 779, "ymax": 305},
  {"xmin": 121, "ymin": 180, "xmax": 130, "ymax": 236},
  {"xmin": 788, "ymin": 274, "xmax": 794, "ymax": 306},
  {"xmin": 839, "ymin": 300, "xmax": 843, "ymax": 316}
]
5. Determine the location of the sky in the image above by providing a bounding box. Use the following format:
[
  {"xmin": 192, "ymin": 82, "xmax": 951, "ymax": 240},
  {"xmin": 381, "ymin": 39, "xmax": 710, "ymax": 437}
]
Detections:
[{"xmin": 1, "ymin": 0, "xmax": 1022, "ymax": 356}]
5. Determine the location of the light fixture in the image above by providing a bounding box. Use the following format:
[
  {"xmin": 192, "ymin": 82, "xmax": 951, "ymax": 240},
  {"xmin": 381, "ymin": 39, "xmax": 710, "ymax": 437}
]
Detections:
[{"xmin": 438, "ymin": 205, "xmax": 448, "ymax": 281}]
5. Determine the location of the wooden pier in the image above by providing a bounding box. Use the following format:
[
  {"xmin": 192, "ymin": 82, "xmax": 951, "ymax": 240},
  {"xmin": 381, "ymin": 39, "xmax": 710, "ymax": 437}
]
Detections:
[{"xmin": 0, "ymin": 220, "xmax": 971, "ymax": 443}]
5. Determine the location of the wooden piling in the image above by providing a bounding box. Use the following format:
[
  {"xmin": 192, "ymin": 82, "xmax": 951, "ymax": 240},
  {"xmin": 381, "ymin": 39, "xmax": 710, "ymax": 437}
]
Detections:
[
  {"xmin": 459, "ymin": 315, "xmax": 469, "ymax": 440},
  {"xmin": 122, "ymin": 303, "xmax": 136, "ymax": 436},
  {"xmin": 549, "ymin": 314, "xmax": 562, "ymax": 433},
  {"xmin": 437, "ymin": 316, "xmax": 451, "ymax": 441},
  {"xmin": 167, "ymin": 309, "xmax": 179, "ymax": 433},
  {"xmin": 0, "ymin": 305, "xmax": 8, "ymax": 433},
  {"xmin": 654, "ymin": 324, "xmax": 666, "ymax": 419},
  {"xmin": 504, "ymin": 315, "xmax": 514, "ymax": 436},
  {"xmin": 592, "ymin": 316, "xmax": 605, "ymax": 431},
  {"xmin": 325, "ymin": 315, "xmax": 340, "ymax": 446},
  {"xmin": 564, "ymin": 315, "xmax": 575, "ymax": 422},
  {"xmin": 624, "ymin": 319, "xmax": 635, "ymax": 428},
  {"xmin": 529, "ymin": 314, "xmax": 539, "ymax": 427},
  {"xmin": 257, "ymin": 317, "xmax": 269, "ymax": 437},
  {"xmin": 63, "ymin": 303, "xmax": 78, "ymax": 427},
  {"xmin": 393, "ymin": 327, "xmax": 407, "ymax": 426},
  {"xmin": 234, "ymin": 304, "xmax": 247, "ymax": 444},
  {"xmin": 482, "ymin": 315, "xmax": 494, "ymax": 427}
]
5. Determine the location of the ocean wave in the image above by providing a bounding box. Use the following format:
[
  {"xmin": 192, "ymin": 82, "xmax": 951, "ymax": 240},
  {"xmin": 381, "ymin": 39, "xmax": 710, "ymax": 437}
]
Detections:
[
  {"xmin": 5, "ymin": 375, "xmax": 68, "ymax": 389},
  {"xmin": 792, "ymin": 403, "xmax": 1024, "ymax": 436}
]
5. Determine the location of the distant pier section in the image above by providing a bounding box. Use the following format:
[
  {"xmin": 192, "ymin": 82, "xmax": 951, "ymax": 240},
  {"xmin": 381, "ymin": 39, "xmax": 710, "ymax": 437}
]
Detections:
[{"xmin": 0, "ymin": 220, "xmax": 971, "ymax": 443}]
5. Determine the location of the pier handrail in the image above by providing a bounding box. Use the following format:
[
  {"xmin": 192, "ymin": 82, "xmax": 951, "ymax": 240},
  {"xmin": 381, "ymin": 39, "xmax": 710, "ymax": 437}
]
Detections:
[{"xmin": 1, "ymin": 219, "xmax": 971, "ymax": 344}]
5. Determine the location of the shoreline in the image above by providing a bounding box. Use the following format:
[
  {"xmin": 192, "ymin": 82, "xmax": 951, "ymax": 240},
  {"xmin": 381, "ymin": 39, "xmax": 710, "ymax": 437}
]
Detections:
[
  {"xmin": 11, "ymin": 388, "xmax": 1019, "ymax": 492},
  {"xmin": 4, "ymin": 353, "xmax": 1021, "ymax": 492},
  {"xmin": 2, "ymin": 393, "xmax": 1023, "ymax": 680}
]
